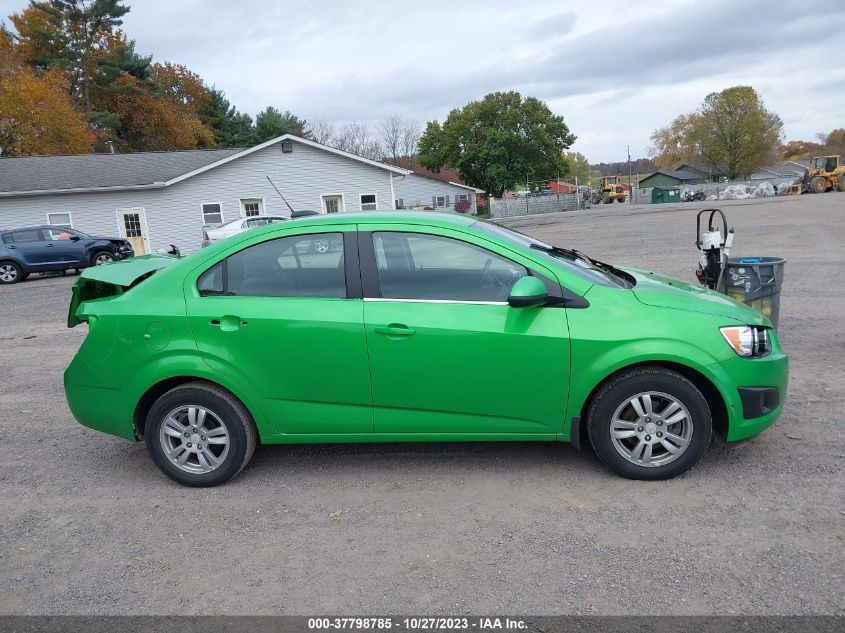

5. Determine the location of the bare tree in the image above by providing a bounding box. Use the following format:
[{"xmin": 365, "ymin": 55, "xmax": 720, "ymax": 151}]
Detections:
[
  {"xmin": 333, "ymin": 121, "xmax": 382, "ymax": 160},
  {"xmin": 377, "ymin": 115, "xmax": 421, "ymax": 167},
  {"xmin": 309, "ymin": 118, "xmax": 336, "ymax": 145},
  {"xmin": 377, "ymin": 115, "xmax": 404, "ymax": 161},
  {"xmin": 400, "ymin": 118, "xmax": 422, "ymax": 159}
]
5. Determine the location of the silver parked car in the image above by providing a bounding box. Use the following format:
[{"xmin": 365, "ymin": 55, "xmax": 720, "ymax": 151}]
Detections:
[{"xmin": 202, "ymin": 215, "xmax": 290, "ymax": 247}]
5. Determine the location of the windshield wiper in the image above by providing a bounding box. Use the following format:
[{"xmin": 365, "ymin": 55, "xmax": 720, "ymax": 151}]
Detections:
[{"xmin": 530, "ymin": 243, "xmax": 597, "ymax": 266}]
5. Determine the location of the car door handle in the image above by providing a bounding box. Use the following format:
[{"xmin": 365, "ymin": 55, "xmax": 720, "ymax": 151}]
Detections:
[
  {"xmin": 45, "ymin": 243, "xmax": 54, "ymax": 247},
  {"xmin": 210, "ymin": 316, "xmax": 248, "ymax": 331},
  {"xmin": 374, "ymin": 324, "xmax": 416, "ymax": 337}
]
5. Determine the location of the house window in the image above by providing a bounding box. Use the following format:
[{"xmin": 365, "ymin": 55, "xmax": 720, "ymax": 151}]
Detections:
[
  {"xmin": 455, "ymin": 194, "xmax": 469, "ymax": 204},
  {"xmin": 395, "ymin": 198, "xmax": 404, "ymax": 210},
  {"xmin": 360, "ymin": 194, "xmax": 377, "ymax": 211},
  {"xmin": 240, "ymin": 198, "xmax": 264, "ymax": 217},
  {"xmin": 202, "ymin": 203, "xmax": 223, "ymax": 225},
  {"xmin": 46, "ymin": 212, "xmax": 72, "ymax": 227},
  {"xmin": 434, "ymin": 195, "xmax": 449, "ymax": 209}
]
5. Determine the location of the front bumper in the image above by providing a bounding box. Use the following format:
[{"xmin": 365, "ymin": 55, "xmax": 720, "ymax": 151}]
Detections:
[
  {"xmin": 710, "ymin": 348, "xmax": 789, "ymax": 442},
  {"xmin": 115, "ymin": 245, "xmax": 134, "ymax": 260}
]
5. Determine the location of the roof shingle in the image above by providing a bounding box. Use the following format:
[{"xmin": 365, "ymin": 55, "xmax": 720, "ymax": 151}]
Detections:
[{"xmin": 0, "ymin": 148, "xmax": 241, "ymax": 194}]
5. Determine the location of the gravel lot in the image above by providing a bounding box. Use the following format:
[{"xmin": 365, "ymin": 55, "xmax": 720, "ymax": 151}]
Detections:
[{"xmin": 0, "ymin": 194, "xmax": 842, "ymax": 615}]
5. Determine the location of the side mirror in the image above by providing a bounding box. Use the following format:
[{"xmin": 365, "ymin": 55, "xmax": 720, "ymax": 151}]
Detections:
[
  {"xmin": 69, "ymin": 235, "xmax": 80, "ymax": 241},
  {"xmin": 508, "ymin": 276, "xmax": 548, "ymax": 308}
]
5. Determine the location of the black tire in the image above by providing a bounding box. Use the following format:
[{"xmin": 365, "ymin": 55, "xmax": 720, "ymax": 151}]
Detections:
[
  {"xmin": 92, "ymin": 251, "xmax": 115, "ymax": 266},
  {"xmin": 587, "ymin": 367, "xmax": 712, "ymax": 480},
  {"xmin": 809, "ymin": 175, "xmax": 827, "ymax": 194},
  {"xmin": 601, "ymin": 193, "xmax": 611, "ymax": 204},
  {"xmin": 145, "ymin": 382, "xmax": 258, "ymax": 487},
  {"xmin": 838, "ymin": 174, "xmax": 845, "ymax": 193},
  {"xmin": 0, "ymin": 260, "xmax": 23, "ymax": 284}
]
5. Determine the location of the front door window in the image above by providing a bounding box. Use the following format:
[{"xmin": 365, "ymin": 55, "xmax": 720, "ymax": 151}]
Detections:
[{"xmin": 372, "ymin": 231, "xmax": 527, "ymax": 302}]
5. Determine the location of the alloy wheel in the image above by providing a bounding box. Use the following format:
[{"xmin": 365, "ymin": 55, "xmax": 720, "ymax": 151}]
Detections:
[
  {"xmin": 159, "ymin": 405, "xmax": 230, "ymax": 474},
  {"xmin": 95, "ymin": 253, "xmax": 114, "ymax": 265},
  {"xmin": 609, "ymin": 391, "xmax": 693, "ymax": 468},
  {"xmin": 0, "ymin": 264, "xmax": 18, "ymax": 282}
]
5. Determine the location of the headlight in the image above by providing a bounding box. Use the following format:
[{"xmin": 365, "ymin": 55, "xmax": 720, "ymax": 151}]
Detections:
[{"xmin": 720, "ymin": 325, "xmax": 771, "ymax": 358}]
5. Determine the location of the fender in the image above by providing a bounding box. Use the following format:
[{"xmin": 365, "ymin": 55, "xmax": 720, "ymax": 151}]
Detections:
[
  {"xmin": 562, "ymin": 338, "xmax": 732, "ymax": 440},
  {"xmin": 127, "ymin": 354, "xmax": 276, "ymax": 438}
]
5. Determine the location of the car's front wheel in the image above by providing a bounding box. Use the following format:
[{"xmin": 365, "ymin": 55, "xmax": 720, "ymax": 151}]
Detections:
[
  {"xmin": 92, "ymin": 251, "xmax": 115, "ymax": 266},
  {"xmin": 145, "ymin": 382, "xmax": 257, "ymax": 487},
  {"xmin": 587, "ymin": 367, "xmax": 712, "ymax": 480}
]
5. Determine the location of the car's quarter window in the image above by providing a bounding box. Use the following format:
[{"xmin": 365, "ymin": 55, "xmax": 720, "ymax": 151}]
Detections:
[
  {"xmin": 198, "ymin": 233, "xmax": 346, "ymax": 298},
  {"xmin": 8, "ymin": 229, "xmax": 44, "ymax": 243},
  {"xmin": 371, "ymin": 232, "xmax": 527, "ymax": 302}
]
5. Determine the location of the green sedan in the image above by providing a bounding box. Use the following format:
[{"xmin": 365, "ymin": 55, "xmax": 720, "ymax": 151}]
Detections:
[{"xmin": 64, "ymin": 211, "xmax": 788, "ymax": 486}]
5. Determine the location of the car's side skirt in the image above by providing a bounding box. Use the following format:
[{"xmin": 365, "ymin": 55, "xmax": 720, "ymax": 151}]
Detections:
[{"xmin": 259, "ymin": 432, "xmax": 563, "ymax": 444}]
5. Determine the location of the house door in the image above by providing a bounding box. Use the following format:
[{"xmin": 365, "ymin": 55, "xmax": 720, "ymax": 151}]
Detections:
[
  {"xmin": 116, "ymin": 209, "xmax": 148, "ymax": 255},
  {"xmin": 322, "ymin": 195, "xmax": 343, "ymax": 214}
]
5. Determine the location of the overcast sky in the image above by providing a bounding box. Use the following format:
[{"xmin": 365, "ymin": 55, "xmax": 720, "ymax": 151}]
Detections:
[{"xmin": 3, "ymin": 0, "xmax": 844, "ymax": 163}]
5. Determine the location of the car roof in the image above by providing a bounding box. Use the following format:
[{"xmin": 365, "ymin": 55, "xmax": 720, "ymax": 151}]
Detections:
[{"xmin": 285, "ymin": 210, "xmax": 477, "ymax": 229}]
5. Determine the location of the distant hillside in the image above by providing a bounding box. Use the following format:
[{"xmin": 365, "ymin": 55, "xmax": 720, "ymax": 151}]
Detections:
[{"xmin": 591, "ymin": 158, "xmax": 656, "ymax": 176}]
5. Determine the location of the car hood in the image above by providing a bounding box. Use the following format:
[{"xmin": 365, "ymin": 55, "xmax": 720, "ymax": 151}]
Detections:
[
  {"xmin": 67, "ymin": 255, "xmax": 178, "ymax": 327},
  {"xmin": 623, "ymin": 267, "xmax": 768, "ymax": 325},
  {"xmin": 86, "ymin": 234, "xmax": 127, "ymax": 242}
]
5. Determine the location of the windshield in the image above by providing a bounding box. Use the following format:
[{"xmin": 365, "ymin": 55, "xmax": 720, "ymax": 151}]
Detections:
[{"xmin": 475, "ymin": 220, "xmax": 632, "ymax": 288}]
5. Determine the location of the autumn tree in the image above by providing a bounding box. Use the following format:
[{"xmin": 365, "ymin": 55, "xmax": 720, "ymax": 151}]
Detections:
[
  {"xmin": 418, "ymin": 92, "xmax": 575, "ymax": 196},
  {"xmin": 0, "ymin": 31, "xmax": 95, "ymax": 155},
  {"xmin": 650, "ymin": 86, "xmax": 782, "ymax": 179},
  {"xmin": 11, "ymin": 0, "xmax": 130, "ymax": 113}
]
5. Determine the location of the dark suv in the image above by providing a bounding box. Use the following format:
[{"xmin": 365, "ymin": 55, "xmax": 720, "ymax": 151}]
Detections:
[{"xmin": 0, "ymin": 226, "xmax": 134, "ymax": 284}]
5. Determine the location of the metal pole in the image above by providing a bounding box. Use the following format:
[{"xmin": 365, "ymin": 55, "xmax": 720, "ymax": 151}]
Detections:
[
  {"xmin": 627, "ymin": 145, "xmax": 632, "ymax": 204},
  {"xmin": 575, "ymin": 176, "xmax": 579, "ymax": 209}
]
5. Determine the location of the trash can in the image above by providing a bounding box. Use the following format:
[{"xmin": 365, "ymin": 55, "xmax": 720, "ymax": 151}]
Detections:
[{"xmin": 718, "ymin": 257, "xmax": 786, "ymax": 328}]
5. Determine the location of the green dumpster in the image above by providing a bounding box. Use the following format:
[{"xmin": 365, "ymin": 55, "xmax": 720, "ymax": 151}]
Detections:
[{"xmin": 651, "ymin": 187, "xmax": 681, "ymax": 204}]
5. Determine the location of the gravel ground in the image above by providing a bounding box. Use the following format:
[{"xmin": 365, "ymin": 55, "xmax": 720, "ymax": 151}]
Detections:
[{"xmin": 0, "ymin": 194, "xmax": 842, "ymax": 615}]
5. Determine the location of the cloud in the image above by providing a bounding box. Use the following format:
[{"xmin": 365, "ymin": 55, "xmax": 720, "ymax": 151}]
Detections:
[{"xmin": 2, "ymin": 0, "xmax": 843, "ymax": 161}]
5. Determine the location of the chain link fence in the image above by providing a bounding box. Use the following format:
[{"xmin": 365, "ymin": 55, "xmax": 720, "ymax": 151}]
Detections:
[{"xmin": 489, "ymin": 192, "xmax": 588, "ymax": 218}]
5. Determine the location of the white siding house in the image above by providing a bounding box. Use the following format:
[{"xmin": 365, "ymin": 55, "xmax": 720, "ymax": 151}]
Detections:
[
  {"xmin": 393, "ymin": 172, "xmax": 478, "ymax": 214},
  {"xmin": 0, "ymin": 135, "xmax": 408, "ymax": 254}
]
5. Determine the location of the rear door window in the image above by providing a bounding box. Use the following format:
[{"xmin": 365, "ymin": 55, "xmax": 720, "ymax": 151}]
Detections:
[{"xmin": 198, "ymin": 233, "xmax": 347, "ymax": 298}]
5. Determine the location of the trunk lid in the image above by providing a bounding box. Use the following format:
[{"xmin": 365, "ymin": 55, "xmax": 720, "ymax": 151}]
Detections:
[{"xmin": 67, "ymin": 255, "xmax": 178, "ymax": 327}]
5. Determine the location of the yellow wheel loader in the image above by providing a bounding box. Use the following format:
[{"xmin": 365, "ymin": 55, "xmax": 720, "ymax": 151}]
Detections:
[
  {"xmin": 801, "ymin": 155, "xmax": 845, "ymax": 193},
  {"xmin": 590, "ymin": 176, "xmax": 628, "ymax": 204}
]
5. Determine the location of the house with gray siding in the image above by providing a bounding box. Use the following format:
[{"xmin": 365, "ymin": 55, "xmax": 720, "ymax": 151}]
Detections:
[
  {"xmin": 0, "ymin": 134, "xmax": 476, "ymax": 255},
  {"xmin": 392, "ymin": 172, "xmax": 478, "ymax": 214}
]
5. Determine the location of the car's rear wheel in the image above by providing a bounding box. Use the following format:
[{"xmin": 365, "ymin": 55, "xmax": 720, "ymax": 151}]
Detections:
[
  {"xmin": 587, "ymin": 367, "xmax": 712, "ymax": 480},
  {"xmin": 0, "ymin": 261, "xmax": 23, "ymax": 284},
  {"xmin": 145, "ymin": 382, "xmax": 257, "ymax": 487},
  {"xmin": 93, "ymin": 251, "xmax": 115, "ymax": 266}
]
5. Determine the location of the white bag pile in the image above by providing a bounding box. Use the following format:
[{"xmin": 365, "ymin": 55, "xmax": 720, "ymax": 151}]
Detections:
[{"xmin": 718, "ymin": 181, "xmax": 776, "ymax": 199}]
